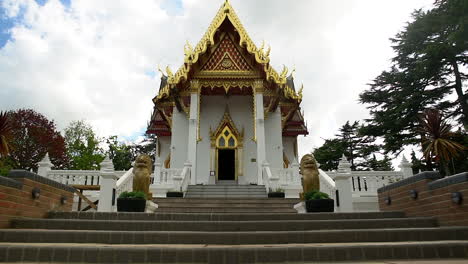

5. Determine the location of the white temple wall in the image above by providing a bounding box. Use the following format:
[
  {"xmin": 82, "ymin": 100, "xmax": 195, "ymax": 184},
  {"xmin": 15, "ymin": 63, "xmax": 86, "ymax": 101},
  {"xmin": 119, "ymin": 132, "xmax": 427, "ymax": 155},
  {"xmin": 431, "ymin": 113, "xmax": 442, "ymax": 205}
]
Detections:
[
  {"xmin": 264, "ymin": 107, "xmax": 283, "ymax": 168},
  {"xmin": 170, "ymin": 106, "xmax": 189, "ymax": 169},
  {"xmin": 282, "ymin": 136, "xmax": 298, "ymax": 164},
  {"xmin": 197, "ymin": 95, "xmax": 257, "ymax": 184},
  {"xmin": 158, "ymin": 136, "xmax": 171, "ymax": 167}
]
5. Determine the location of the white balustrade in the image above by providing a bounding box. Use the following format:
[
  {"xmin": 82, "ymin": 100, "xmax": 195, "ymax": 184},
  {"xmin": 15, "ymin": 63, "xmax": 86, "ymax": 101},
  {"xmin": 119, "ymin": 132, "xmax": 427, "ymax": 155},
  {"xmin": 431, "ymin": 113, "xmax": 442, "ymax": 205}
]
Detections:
[
  {"xmin": 114, "ymin": 168, "xmax": 134, "ymax": 200},
  {"xmin": 319, "ymin": 169, "xmax": 336, "ymax": 198}
]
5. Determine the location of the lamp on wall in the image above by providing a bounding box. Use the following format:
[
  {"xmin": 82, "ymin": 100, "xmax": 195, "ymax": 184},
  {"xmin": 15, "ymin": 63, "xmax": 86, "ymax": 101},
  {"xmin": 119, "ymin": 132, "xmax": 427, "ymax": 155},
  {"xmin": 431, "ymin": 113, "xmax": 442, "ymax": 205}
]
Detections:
[
  {"xmin": 409, "ymin": 189, "xmax": 418, "ymax": 200},
  {"xmin": 385, "ymin": 196, "xmax": 391, "ymax": 205},
  {"xmin": 451, "ymin": 192, "xmax": 463, "ymax": 205},
  {"xmin": 31, "ymin": 187, "xmax": 40, "ymax": 199},
  {"xmin": 60, "ymin": 196, "xmax": 67, "ymax": 205}
]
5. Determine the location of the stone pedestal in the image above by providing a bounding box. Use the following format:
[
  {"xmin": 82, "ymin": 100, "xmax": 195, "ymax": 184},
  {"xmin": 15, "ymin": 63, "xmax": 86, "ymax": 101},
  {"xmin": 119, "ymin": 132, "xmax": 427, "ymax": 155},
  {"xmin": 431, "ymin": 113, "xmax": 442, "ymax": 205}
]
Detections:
[
  {"xmin": 145, "ymin": 200, "xmax": 158, "ymax": 213},
  {"xmin": 293, "ymin": 201, "xmax": 306, "ymax": 214}
]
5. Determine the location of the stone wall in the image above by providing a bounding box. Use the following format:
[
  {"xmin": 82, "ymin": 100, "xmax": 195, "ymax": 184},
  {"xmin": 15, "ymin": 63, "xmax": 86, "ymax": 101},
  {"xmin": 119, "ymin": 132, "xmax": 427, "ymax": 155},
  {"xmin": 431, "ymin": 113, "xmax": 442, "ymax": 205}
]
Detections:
[
  {"xmin": 378, "ymin": 171, "xmax": 468, "ymax": 226},
  {"xmin": 0, "ymin": 170, "xmax": 74, "ymax": 228}
]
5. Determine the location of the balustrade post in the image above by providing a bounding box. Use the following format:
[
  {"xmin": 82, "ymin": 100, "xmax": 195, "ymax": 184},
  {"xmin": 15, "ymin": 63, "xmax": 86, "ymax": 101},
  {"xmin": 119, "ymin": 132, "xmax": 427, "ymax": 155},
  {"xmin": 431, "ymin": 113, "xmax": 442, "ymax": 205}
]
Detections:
[
  {"xmin": 399, "ymin": 156, "xmax": 413, "ymax": 179},
  {"xmin": 335, "ymin": 155, "xmax": 353, "ymax": 212},
  {"xmin": 291, "ymin": 159, "xmax": 300, "ymax": 184},
  {"xmin": 153, "ymin": 157, "xmax": 162, "ymax": 184},
  {"xmin": 37, "ymin": 153, "xmax": 53, "ymax": 178},
  {"xmin": 98, "ymin": 155, "xmax": 118, "ymax": 212}
]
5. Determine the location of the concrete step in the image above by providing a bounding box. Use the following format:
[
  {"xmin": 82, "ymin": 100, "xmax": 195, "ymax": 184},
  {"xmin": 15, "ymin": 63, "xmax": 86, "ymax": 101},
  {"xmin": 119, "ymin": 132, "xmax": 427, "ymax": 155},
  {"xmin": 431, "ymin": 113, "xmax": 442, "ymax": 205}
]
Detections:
[
  {"xmin": 11, "ymin": 217, "xmax": 438, "ymax": 231},
  {"xmin": 156, "ymin": 203, "xmax": 295, "ymax": 208},
  {"xmin": 187, "ymin": 185, "xmax": 266, "ymax": 189},
  {"xmin": 47, "ymin": 211, "xmax": 407, "ymax": 221},
  {"xmin": 153, "ymin": 207, "xmax": 296, "ymax": 213},
  {"xmin": 2, "ymin": 241, "xmax": 468, "ymax": 263},
  {"xmin": 153, "ymin": 198, "xmax": 301, "ymax": 204},
  {"xmin": 2, "ymin": 227, "xmax": 467, "ymax": 245},
  {"xmin": 184, "ymin": 195, "xmax": 267, "ymax": 198}
]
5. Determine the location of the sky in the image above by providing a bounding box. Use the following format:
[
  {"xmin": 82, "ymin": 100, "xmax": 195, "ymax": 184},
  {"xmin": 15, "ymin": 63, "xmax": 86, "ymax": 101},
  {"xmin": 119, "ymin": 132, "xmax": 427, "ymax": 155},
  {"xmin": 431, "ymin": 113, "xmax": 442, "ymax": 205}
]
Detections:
[{"xmin": 0, "ymin": 0, "xmax": 434, "ymax": 162}]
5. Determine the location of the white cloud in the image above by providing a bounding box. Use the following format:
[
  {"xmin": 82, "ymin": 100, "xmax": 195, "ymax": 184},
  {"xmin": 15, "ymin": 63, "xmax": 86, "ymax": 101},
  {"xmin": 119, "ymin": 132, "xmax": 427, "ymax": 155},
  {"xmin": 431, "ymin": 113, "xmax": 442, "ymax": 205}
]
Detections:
[{"xmin": 0, "ymin": 0, "xmax": 433, "ymax": 158}]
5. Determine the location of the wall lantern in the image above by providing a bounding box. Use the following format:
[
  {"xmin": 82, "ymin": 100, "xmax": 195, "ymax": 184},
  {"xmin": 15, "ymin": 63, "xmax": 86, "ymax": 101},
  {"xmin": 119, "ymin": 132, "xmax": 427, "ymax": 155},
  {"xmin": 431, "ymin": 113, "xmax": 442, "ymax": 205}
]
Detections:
[
  {"xmin": 410, "ymin": 189, "xmax": 418, "ymax": 200},
  {"xmin": 451, "ymin": 192, "xmax": 463, "ymax": 205},
  {"xmin": 60, "ymin": 196, "xmax": 67, "ymax": 205},
  {"xmin": 385, "ymin": 196, "xmax": 391, "ymax": 205},
  {"xmin": 31, "ymin": 187, "xmax": 41, "ymax": 199}
]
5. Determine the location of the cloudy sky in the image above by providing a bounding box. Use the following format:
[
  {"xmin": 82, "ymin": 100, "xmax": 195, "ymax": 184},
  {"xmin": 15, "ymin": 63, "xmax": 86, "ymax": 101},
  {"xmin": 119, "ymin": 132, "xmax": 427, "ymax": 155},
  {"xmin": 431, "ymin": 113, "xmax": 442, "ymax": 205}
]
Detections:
[{"xmin": 0, "ymin": 0, "xmax": 433, "ymax": 159}]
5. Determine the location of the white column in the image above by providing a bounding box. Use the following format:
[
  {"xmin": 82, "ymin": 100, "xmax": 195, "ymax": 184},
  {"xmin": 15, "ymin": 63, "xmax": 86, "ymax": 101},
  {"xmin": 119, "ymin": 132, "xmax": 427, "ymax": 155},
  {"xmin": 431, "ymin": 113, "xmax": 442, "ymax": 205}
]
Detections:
[
  {"xmin": 335, "ymin": 155, "xmax": 353, "ymax": 212},
  {"xmin": 399, "ymin": 156, "xmax": 413, "ymax": 179},
  {"xmin": 153, "ymin": 157, "xmax": 162, "ymax": 184},
  {"xmin": 291, "ymin": 159, "xmax": 300, "ymax": 184},
  {"xmin": 37, "ymin": 153, "xmax": 53, "ymax": 177},
  {"xmin": 187, "ymin": 80, "xmax": 199, "ymax": 185},
  {"xmin": 255, "ymin": 80, "xmax": 267, "ymax": 185},
  {"xmin": 98, "ymin": 155, "xmax": 117, "ymax": 212}
]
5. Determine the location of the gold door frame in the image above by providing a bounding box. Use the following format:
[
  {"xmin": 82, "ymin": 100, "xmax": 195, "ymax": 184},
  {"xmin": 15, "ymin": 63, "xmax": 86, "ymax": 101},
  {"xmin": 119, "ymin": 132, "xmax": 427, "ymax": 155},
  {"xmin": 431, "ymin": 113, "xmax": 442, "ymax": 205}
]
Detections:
[{"xmin": 210, "ymin": 108, "xmax": 244, "ymax": 181}]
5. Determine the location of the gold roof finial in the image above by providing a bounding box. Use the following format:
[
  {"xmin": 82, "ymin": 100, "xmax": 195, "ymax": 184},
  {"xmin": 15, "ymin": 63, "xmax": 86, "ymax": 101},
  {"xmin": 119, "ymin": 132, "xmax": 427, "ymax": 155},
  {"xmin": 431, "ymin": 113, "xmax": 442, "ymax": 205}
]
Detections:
[
  {"xmin": 289, "ymin": 66, "xmax": 296, "ymax": 78},
  {"xmin": 157, "ymin": 64, "xmax": 165, "ymax": 77},
  {"xmin": 166, "ymin": 66, "xmax": 174, "ymax": 78}
]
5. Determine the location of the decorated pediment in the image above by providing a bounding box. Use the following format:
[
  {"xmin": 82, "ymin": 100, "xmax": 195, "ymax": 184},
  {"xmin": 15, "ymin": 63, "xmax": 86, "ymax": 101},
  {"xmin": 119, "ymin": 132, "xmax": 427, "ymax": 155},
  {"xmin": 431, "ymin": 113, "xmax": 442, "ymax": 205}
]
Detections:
[{"xmin": 201, "ymin": 35, "xmax": 253, "ymax": 72}]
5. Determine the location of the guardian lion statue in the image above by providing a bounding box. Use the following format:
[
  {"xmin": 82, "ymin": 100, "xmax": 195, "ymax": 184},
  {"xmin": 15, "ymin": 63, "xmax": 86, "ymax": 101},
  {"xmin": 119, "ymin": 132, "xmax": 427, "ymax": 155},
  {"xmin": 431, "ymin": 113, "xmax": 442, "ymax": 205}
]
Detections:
[
  {"xmin": 132, "ymin": 154, "xmax": 153, "ymax": 200},
  {"xmin": 299, "ymin": 154, "xmax": 320, "ymax": 200}
]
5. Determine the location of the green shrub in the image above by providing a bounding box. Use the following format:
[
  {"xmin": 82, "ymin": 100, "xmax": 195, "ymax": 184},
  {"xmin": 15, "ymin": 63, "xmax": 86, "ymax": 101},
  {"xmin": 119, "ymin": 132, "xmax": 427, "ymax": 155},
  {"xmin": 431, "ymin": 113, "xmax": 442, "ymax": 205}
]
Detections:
[
  {"xmin": 119, "ymin": 191, "xmax": 147, "ymax": 200},
  {"xmin": 304, "ymin": 190, "xmax": 330, "ymax": 200}
]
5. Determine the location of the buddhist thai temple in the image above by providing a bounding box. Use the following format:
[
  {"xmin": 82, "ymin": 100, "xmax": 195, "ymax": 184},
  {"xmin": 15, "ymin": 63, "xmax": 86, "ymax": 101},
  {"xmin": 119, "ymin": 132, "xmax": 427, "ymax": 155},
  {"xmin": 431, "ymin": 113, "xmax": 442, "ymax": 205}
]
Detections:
[{"xmin": 147, "ymin": 0, "xmax": 308, "ymax": 187}]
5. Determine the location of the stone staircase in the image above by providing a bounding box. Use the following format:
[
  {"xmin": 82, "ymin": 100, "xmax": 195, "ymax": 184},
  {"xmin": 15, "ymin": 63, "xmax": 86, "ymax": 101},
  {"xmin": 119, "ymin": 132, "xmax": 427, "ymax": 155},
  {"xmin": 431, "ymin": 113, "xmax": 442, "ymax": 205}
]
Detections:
[
  {"xmin": 1, "ymin": 210, "xmax": 468, "ymax": 262},
  {"xmin": 185, "ymin": 184, "xmax": 267, "ymax": 198}
]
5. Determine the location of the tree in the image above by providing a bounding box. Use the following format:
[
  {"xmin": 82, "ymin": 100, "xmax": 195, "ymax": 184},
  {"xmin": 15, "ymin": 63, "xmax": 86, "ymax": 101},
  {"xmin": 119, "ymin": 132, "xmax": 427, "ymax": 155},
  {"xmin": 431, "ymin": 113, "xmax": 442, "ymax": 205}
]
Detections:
[
  {"xmin": 107, "ymin": 136, "xmax": 134, "ymax": 171},
  {"xmin": 313, "ymin": 121, "xmax": 387, "ymax": 171},
  {"xmin": 3, "ymin": 109, "xmax": 69, "ymax": 171},
  {"xmin": 419, "ymin": 109, "xmax": 465, "ymax": 175},
  {"xmin": 64, "ymin": 120, "xmax": 105, "ymax": 170},
  {"xmin": 366, "ymin": 154, "xmax": 394, "ymax": 171},
  {"xmin": 410, "ymin": 150, "xmax": 427, "ymax": 174},
  {"xmin": 0, "ymin": 111, "xmax": 12, "ymax": 157},
  {"xmin": 313, "ymin": 138, "xmax": 345, "ymax": 171},
  {"xmin": 360, "ymin": 0, "xmax": 468, "ymax": 155}
]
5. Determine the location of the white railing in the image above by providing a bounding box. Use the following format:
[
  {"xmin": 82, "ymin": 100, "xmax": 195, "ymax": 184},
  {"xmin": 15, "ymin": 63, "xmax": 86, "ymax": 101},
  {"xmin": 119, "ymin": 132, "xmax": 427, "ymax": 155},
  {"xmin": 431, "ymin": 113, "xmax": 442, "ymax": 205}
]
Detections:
[
  {"xmin": 46, "ymin": 170, "xmax": 101, "ymax": 186},
  {"xmin": 44, "ymin": 170, "xmax": 127, "ymax": 186},
  {"xmin": 157, "ymin": 169, "xmax": 183, "ymax": 185},
  {"xmin": 179, "ymin": 164, "xmax": 192, "ymax": 193},
  {"xmin": 262, "ymin": 164, "xmax": 277, "ymax": 192},
  {"xmin": 326, "ymin": 171, "xmax": 404, "ymax": 195},
  {"xmin": 319, "ymin": 169, "xmax": 337, "ymax": 198},
  {"xmin": 114, "ymin": 168, "xmax": 134, "ymax": 199}
]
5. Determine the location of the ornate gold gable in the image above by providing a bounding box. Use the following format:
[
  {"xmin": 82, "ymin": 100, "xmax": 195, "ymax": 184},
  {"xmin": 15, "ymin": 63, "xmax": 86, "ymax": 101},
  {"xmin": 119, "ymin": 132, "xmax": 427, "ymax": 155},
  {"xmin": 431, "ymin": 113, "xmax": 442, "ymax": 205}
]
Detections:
[
  {"xmin": 201, "ymin": 35, "xmax": 252, "ymax": 72},
  {"xmin": 155, "ymin": 0, "xmax": 302, "ymax": 102},
  {"xmin": 210, "ymin": 108, "xmax": 243, "ymax": 148}
]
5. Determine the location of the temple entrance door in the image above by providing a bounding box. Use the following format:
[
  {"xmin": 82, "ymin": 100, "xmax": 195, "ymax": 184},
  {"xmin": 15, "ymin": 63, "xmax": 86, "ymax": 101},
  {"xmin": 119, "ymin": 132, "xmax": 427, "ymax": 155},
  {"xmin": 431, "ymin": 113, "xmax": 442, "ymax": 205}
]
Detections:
[
  {"xmin": 215, "ymin": 125, "xmax": 238, "ymax": 182},
  {"xmin": 217, "ymin": 149, "xmax": 235, "ymax": 181}
]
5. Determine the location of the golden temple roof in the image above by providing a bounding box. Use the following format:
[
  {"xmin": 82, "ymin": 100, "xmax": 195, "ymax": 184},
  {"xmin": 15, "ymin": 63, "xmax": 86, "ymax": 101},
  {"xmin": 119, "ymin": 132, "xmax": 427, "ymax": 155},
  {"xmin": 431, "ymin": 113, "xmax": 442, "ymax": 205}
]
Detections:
[{"xmin": 156, "ymin": 0, "xmax": 302, "ymax": 102}]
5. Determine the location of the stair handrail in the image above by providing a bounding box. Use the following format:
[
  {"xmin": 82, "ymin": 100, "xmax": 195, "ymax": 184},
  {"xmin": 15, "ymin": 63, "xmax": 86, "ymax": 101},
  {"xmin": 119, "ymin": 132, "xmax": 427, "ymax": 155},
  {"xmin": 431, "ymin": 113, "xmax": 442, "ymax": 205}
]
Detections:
[
  {"xmin": 319, "ymin": 169, "xmax": 336, "ymax": 198},
  {"xmin": 114, "ymin": 168, "xmax": 134, "ymax": 199},
  {"xmin": 262, "ymin": 162, "xmax": 279, "ymax": 192},
  {"xmin": 179, "ymin": 162, "xmax": 192, "ymax": 193}
]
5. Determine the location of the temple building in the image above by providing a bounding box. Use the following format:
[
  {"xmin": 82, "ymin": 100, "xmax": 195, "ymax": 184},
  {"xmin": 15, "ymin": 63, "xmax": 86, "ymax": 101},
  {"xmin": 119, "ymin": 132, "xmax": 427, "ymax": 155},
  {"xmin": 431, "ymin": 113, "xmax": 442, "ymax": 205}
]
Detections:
[{"xmin": 147, "ymin": 0, "xmax": 308, "ymax": 186}]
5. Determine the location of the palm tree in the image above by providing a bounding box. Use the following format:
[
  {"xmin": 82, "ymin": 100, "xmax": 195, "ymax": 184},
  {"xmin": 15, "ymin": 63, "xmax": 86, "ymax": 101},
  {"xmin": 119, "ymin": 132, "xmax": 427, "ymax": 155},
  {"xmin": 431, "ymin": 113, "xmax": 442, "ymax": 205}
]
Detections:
[
  {"xmin": 419, "ymin": 109, "xmax": 466, "ymax": 175},
  {"xmin": 0, "ymin": 111, "xmax": 13, "ymax": 157}
]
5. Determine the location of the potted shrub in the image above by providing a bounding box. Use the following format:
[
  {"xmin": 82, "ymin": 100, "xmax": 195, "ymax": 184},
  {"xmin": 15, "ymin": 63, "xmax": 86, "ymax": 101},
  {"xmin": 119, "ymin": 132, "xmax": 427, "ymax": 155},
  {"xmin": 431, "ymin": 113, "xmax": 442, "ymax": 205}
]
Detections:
[
  {"xmin": 117, "ymin": 191, "xmax": 147, "ymax": 212},
  {"xmin": 166, "ymin": 189, "xmax": 184, "ymax": 198},
  {"xmin": 304, "ymin": 190, "xmax": 334, "ymax": 213},
  {"xmin": 268, "ymin": 188, "xmax": 285, "ymax": 198}
]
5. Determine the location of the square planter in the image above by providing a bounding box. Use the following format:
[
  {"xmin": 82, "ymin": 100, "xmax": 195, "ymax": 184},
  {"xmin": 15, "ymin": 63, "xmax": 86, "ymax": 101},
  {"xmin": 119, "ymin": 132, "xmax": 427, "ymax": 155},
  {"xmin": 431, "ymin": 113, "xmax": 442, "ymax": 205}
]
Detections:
[
  {"xmin": 166, "ymin": 192, "xmax": 184, "ymax": 198},
  {"xmin": 117, "ymin": 198, "xmax": 146, "ymax": 212},
  {"xmin": 305, "ymin": 199, "xmax": 334, "ymax": 213},
  {"xmin": 268, "ymin": 192, "xmax": 285, "ymax": 198}
]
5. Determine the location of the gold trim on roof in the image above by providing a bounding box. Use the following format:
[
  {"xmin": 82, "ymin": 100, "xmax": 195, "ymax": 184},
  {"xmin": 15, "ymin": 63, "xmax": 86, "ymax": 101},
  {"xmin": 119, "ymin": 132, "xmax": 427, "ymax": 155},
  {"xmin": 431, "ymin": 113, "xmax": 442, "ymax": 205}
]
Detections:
[{"xmin": 155, "ymin": 0, "xmax": 303, "ymax": 102}]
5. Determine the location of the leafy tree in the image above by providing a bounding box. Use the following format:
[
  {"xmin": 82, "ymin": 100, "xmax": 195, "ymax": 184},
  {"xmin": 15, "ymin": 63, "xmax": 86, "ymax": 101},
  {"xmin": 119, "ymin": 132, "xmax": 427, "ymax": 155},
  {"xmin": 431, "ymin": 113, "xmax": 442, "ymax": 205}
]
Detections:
[
  {"xmin": 410, "ymin": 150, "xmax": 427, "ymax": 174},
  {"xmin": 313, "ymin": 138, "xmax": 345, "ymax": 171},
  {"xmin": 64, "ymin": 120, "xmax": 105, "ymax": 170},
  {"xmin": 2, "ymin": 109, "xmax": 69, "ymax": 171},
  {"xmin": 366, "ymin": 154, "xmax": 394, "ymax": 171},
  {"xmin": 419, "ymin": 109, "xmax": 465, "ymax": 175},
  {"xmin": 0, "ymin": 111, "xmax": 12, "ymax": 157},
  {"xmin": 360, "ymin": 0, "xmax": 468, "ymax": 155},
  {"xmin": 107, "ymin": 136, "xmax": 134, "ymax": 171},
  {"xmin": 313, "ymin": 121, "xmax": 387, "ymax": 171}
]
